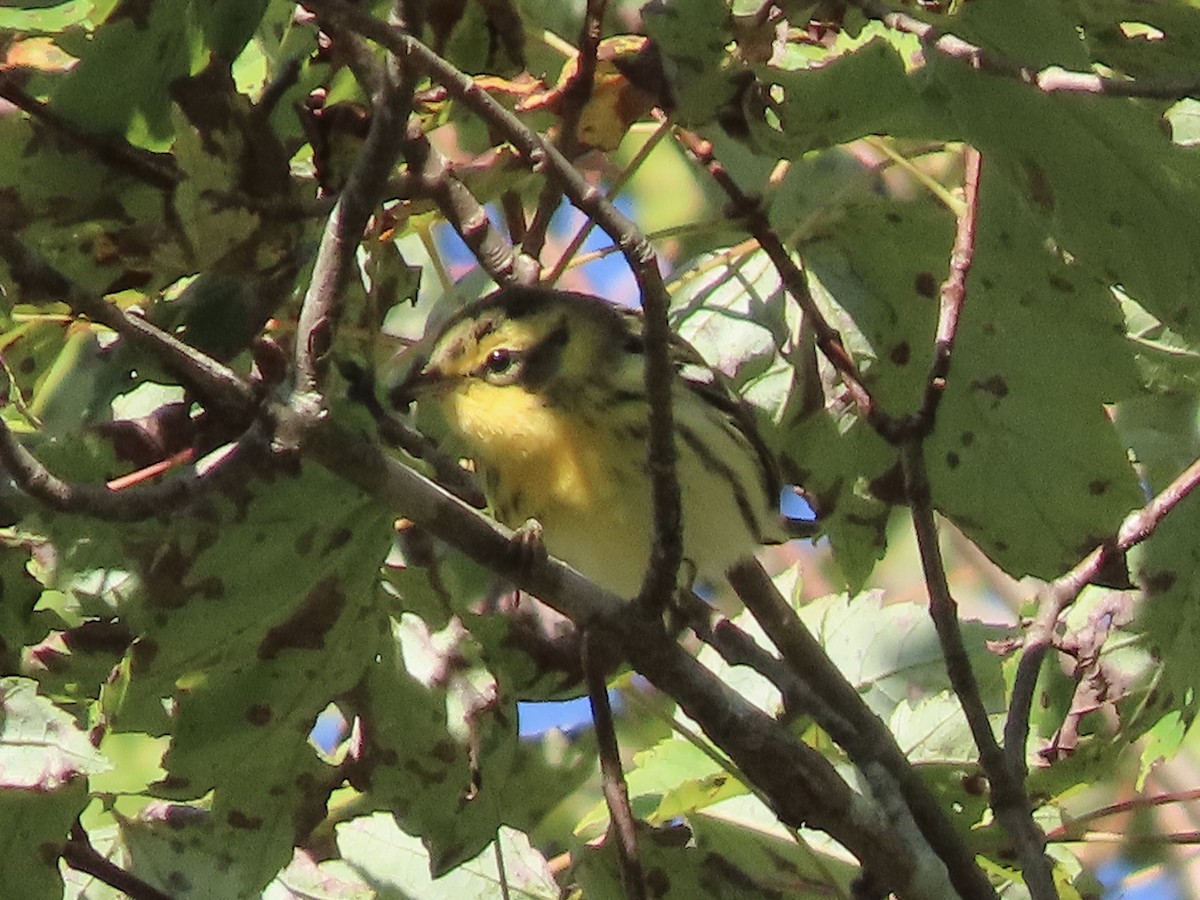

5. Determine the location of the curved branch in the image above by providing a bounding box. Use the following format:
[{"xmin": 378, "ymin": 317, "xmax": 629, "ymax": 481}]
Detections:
[
  {"xmin": 1005, "ymin": 453, "xmax": 1200, "ymax": 775},
  {"xmin": 398, "ymin": 118, "xmax": 540, "ymax": 286},
  {"xmin": 850, "ymin": 0, "xmax": 1200, "ymax": 101},
  {"xmin": 289, "ymin": 1, "xmax": 418, "ymax": 424},
  {"xmin": 0, "ymin": 418, "xmax": 255, "ymax": 521}
]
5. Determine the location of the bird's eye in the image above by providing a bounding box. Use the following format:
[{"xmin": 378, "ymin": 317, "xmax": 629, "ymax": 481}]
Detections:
[{"xmin": 485, "ymin": 348, "xmax": 516, "ymax": 375}]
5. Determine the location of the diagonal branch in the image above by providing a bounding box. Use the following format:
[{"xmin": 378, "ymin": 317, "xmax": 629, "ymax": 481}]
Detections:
[
  {"xmin": 289, "ymin": 1, "xmax": 419, "ymax": 424},
  {"xmin": 902, "ymin": 442, "xmax": 1056, "ymax": 899},
  {"xmin": 545, "ymin": 116, "xmax": 673, "ymax": 285},
  {"xmin": 1005, "ymin": 453, "xmax": 1200, "ymax": 777},
  {"xmin": 331, "ymin": 26, "xmax": 538, "ymax": 287},
  {"xmin": 848, "ymin": 0, "xmax": 1200, "ymax": 101},
  {"xmin": 725, "ymin": 559, "xmax": 999, "ymax": 900},
  {"xmin": 673, "ymin": 128, "xmax": 883, "ymax": 432},
  {"xmin": 583, "ymin": 630, "xmax": 646, "ymax": 900},
  {"xmin": 398, "ymin": 118, "xmax": 540, "ymax": 286},
  {"xmin": 521, "ymin": 0, "xmax": 607, "ymax": 260},
  {"xmin": 61, "ymin": 821, "xmax": 173, "ymax": 900}
]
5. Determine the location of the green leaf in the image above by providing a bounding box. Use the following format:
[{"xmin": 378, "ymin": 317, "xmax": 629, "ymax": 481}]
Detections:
[
  {"xmin": 642, "ymin": 0, "xmax": 739, "ymax": 126},
  {"xmin": 577, "ymin": 737, "xmax": 745, "ymax": 835},
  {"xmin": 49, "ymin": 0, "xmax": 269, "ymax": 149},
  {"xmin": 575, "ymin": 812, "xmax": 855, "ymax": 898},
  {"xmin": 337, "ymin": 815, "xmax": 559, "ymax": 900},
  {"xmin": 0, "ymin": 780, "xmax": 88, "ymax": 897},
  {"xmin": 801, "ymin": 593, "xmax": 1008, "ymax": 725},
  {"xmin": 687, "ymin": 809, "xmax": 858, "ymax": 896},
  {"xmin": 0, "ymin": 676, "xmax": 110, "ymax": 789},
  {"xmin": 0, "ymin": 0, "xmax": 99, "ymax": 31},
  {"xmin": 356, "ymin": 612, "xmax": 589, "ymax": 877}
]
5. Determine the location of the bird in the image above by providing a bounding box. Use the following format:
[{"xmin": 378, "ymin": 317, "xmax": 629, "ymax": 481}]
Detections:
[{"xmin": 391, "ymin": 284, "xmax": 783, "ymax": 599}]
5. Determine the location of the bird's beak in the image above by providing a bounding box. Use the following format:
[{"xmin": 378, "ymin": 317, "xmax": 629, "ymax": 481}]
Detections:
[{"xmin": 388, "ymin": 363, "xmax": 445, "ymax": 412}]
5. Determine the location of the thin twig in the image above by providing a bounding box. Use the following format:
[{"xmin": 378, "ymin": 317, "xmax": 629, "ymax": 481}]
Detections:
[
  {"xmin": 61, "ymin": 822, "xmax": 174, "ymax": 900},
  {"xmin": 910, "ymin": 146, "xmax": 981, "ymax": 437},
  {"xmin": 342, "ymin": 360, "xmax": 488, "ymax": 508},
  {"xmin": 672, "ymin": 127, "xmax": 885, "ymax": 434},
  {"xmin": 333, "ymin": 25, "xmax": 537, "ymax": 287},
  {"xmin": 398, "ymin": 117, "xmax": 539, "ymax": 286},
  {"xmin": 1045, "ymin": 788, "xmax": 1200, "ymax": 842},
  {"xmin": 583, "ymin": 630, "xmax": 646, "ymax": 900},
  {"xmin": 675, "ymin": 589, "xmax": 824, "ymax": 723},
  {"xmin": 544, "ymin": 116, "xmax": 673, "ymax": 286},
  {"xmin": 0, "ymin": 417, "xmax": 252, "ymax": 520},
  {"xmin": 289, "ymin": 1, "xmax": 418, "ymax": 428},
  {"xmin": 902, "ymin": 443, "xmax": 1056, "ymax": 899},
  {"xmin": 725, "ymin": 559, "xmax": 999, "ymax": 900},
  {"xmin": 849, "ymin": 0, "xmax": 1200, "ymax": 101},
  {"xmin": 1005, "ymin": 453, "xmax": 1200, "ymax": 775},
  {"xmin": 865, "ymin": 142, "xmax": 1055, "ymax": 896},
  {"xmin": 521, "ymin": 0, "xmax": 607, "ymax": 260}
]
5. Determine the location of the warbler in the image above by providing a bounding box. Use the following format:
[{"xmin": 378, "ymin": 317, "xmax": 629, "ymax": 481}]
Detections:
[{"xmin": 392, "ymin": 285, "xmax": 783, "ymax": 598}]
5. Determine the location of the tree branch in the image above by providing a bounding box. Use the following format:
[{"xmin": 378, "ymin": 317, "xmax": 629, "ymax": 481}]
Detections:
[
  {"xmin": 398, "ymin": 117, "xmax": 540, "ymax": 286},
  {"xmin": 0, "ymin": 416, "xmax": 255, "ymax": 521},
  {"xmin": 583, "ymin": 630, "xmax": 646, "ymax": 900},
  {"xmin": 910, "ymin": 145, "xmax": 981, "ymax": 437},
  {"xmin": 849, "ymin": 0, "xmax": 1200, "ymax": 101},
  {"xmin": 521, "ymin": 0, "xmax": 607, "ymax": 260},
  {"xmin": 544, "ymin": 117, "xmax": 673, "ymax": 286},
  {"xmin": 1005, "ymin": 453, "xmax": 1200, "ymax": 776},
  {"xmin": 725, "ymin": 559, "xmax": 999, "ymax": 900},
  {"xmin": 673, "ymin": 127, "xmax": 883, "ymax": 432},
  {"xmin": 61, "ymin": 821, "xmax": 174, "ymax": 900},
  {"xmin": 288, "ymin": 1, "xmax": 418, "ymax": 428},
  {"xmin": 901, "ymin": 442, "xmax": 1056, "ymax": 898}
]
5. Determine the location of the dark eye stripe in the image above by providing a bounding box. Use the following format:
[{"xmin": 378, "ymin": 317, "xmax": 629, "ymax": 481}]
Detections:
[{"xmin": 519, "ymin": 319, "xmax": 571, "ymax": 389}]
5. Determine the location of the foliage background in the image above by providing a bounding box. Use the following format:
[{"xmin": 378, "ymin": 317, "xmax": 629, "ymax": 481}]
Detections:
[{"xmin": 2, "ymin": 0, "xmax": 1200, "ymax": 897}]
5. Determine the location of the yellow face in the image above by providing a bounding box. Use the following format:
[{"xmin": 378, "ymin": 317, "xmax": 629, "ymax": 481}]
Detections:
[{"xmin": 394, "ymin": 286, "xmax": 639, "ymax": 524}]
